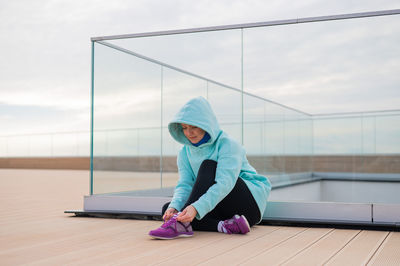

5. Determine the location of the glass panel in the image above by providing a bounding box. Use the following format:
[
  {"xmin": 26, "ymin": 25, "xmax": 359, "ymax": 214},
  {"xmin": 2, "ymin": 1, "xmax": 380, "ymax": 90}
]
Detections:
[
  {"xmin": 161, "ymin": 68, "xmax": 208, "ymax": 194},
  {"xmin": 298, "ymin": 114, "xmax": 313, "ymax": 174},
  {"xmin": 312, "ymin": 111, "xmax": 400, "ymax": 182},
  {"xmin": 284, "ymin": 109, "xmax": 300, "ymax": 178},
  {"xmin": 92, "ymin": 42, "xmax": 161, "ymax": 195},
  {"xmin": 264, "ymin": 103, "xmax": 286, "ymax": 177},
  {"xmin": 376, "ymin": 114, "xmax": 400, "ymax": 154},
  {"xmin": 243, "ymin": 94, "xmax": 266, "ymax": 175},
  {"xmin": 243, "ymin": 94, "xmax": 313, "ymax": 187},
  {"xmin": 243, "ymin": 15, "xmax": 400, "ymax": 113},
  {"xmin": 207, "ymin": 83, "xmax": 242, "ymax": 143},
  {"xmin": 313, "ymin": 117, "xmax": 362, "ymax": 155},
  {"xmin": 162, "ymin": 127, "xmax": 180, "ymax": 191},
  {"xmin": 109, "ymin": 29, "xmax": 242, "ymax": 89},
  {"xmin": 88, "ymin": 12, "xmax": 399, "ymax": 216},
  {"xmin": 162, "ymin": 68, "xmax": 207, "ymax": 127},
  {"xmin": 103, "ymin": 129, "xmax": 138, "ymax": 156},
  {"xmin": 375, "ymin": 113, "xmax": 400, "ymax": 174},
  {"xmin": 244, "ymin": 14, "xmax": 400, "ymax": 205},
  {"xmin": 362, "ymin": 115, "xmax": 376, "ymax": 154}
]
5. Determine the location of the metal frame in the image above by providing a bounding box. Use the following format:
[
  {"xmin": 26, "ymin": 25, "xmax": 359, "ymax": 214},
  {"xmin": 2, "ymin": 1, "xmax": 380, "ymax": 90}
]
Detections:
[
  {"xmin": 312, "ymin": 109, "xmax": 400, "ymax": 117},
  {"xmin": 90, "ymin": 41, "xmax": 95, "ymax": 195},
  {"xmin": 91, "ymin": 9, "xmax": 400, "ymax": 41}
]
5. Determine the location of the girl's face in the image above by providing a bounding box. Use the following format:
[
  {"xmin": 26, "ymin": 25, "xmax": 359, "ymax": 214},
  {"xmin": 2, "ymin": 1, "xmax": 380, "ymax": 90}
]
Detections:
[{"xmin": 181, "ymin": 123, "xmax": 205, "ymax": 144}]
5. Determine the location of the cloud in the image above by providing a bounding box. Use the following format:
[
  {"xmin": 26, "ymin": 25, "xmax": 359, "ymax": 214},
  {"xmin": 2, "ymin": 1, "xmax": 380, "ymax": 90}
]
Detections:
[{"xmin": 1, "ymin": 0, "xmax": 400, "ymax": 138}]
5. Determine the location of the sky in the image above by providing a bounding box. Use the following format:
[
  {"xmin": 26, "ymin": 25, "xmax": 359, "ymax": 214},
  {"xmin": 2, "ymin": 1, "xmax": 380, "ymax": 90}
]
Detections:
[{"xmin": 1, "ymin": 0, "xmax": 400, "ymax": 137}]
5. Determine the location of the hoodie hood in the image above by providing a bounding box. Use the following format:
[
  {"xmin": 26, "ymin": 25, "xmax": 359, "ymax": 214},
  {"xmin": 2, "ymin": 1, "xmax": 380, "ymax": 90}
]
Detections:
[{"xmin": 168, "ymin": 96, "xmax": 221, "ymax": 146}]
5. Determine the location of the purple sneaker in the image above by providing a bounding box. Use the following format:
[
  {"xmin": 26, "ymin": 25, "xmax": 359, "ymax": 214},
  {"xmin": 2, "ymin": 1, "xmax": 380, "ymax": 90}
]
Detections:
[
  {"xmin": 149, "ymin": 214, "xmax": 193, "ymax": 240},
  {"xmin": 220, "ymin": 215, "xmax": 250, "ymax": 234}
]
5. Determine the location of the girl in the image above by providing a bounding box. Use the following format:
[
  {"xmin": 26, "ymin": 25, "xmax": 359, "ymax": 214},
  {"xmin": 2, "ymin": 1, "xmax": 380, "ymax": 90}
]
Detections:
[{"xmin": 149, "ymin": 96, "xmax": 271, "ymax": 239}]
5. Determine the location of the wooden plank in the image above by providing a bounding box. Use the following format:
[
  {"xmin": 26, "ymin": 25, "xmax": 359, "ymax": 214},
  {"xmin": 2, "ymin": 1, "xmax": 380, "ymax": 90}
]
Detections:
[
  {"xmin": 0, "ymin": 218, "xmax": 132, "ymax": 253},
  {"xmin": 241, "ymin": 228, "xmax": 333, "ymax": 265},
  {"xmin": 20, "ymin": 221, "xmax": 161, "ymax": 265},
  {"xmin": 282, "ymin": 229, "xmax": 360, "ymax": 265},
  {"xmin": 368, "ymin": 232, "xmax": 400, "ymax": 266},
  {"xmin": 1, "ymin": 169, "xmax": 399, "ymax": 265},
  {"xmin": 197, "ymin": 226, "xmax": 305, "ymax": 265},
  {"xmin": 150, "ymin": 226, "xmax": 286, "ymax": 266},
  {"xmin": 325, "ymin": 230, "xmax": 389, "ymax": 265},
  {"xmin": 98, "ymin": 231, "xmax": 231, "ymax": 266},
  {"xmin": 0, "ymin": 219, "xmax": 149, "ymax": 265}
]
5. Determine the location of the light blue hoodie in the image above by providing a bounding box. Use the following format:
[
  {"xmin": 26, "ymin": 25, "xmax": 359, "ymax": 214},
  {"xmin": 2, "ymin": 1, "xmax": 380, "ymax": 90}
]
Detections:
[{"xmin": 168, "ymin": 96, "xmax": 271, "ymax": 222}]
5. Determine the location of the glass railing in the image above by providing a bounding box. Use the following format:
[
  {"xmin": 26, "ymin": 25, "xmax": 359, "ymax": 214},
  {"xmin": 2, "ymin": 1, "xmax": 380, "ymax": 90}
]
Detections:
[
  {"xmin": 91, "ymin": 35, "xmax": 315, "ymax": 195},
  {"xmin": 1, "ymin": 110, "xmax": 398, "ymax": 199},
  {"xmin": 313, "ymin": 110, "xmax": 400, "ymax": 155},
  {"xmin": 312, "ymin": 110, "xmax": 400, "ymax": 180},
  {"xmin": 89, "ymin": 10, "xmax": 399, "ymax": 196},
  {"xmin": 3, "ymin": 110, "xmax": 397, "ymax": 158}
]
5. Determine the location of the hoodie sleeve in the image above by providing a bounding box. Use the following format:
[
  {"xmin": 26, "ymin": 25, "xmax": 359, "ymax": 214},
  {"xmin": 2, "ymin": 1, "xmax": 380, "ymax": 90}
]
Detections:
[
  {"xmin": 191, "ymin": 137, "xmax": 242, "ymax": 219},
  {"xmin": 168, "ymin": 147, "xmax": 195, "ymax": 212}
]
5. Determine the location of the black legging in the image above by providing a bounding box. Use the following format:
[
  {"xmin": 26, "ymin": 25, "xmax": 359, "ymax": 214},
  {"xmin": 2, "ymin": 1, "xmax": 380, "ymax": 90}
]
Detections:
[{"xmin": 162, "ymin": 159, "xmax": 261, "ymax": 232}]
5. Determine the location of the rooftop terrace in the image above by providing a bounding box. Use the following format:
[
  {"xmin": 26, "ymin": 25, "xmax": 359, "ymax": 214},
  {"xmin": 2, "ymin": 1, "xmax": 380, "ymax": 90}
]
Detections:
[{"xmin": 1, "ymin": 168, "xmax": 399, "ymax": 265}]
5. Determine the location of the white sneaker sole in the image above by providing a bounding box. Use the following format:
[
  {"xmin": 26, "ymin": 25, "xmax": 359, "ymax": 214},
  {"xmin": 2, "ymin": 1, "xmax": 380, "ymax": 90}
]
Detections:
[{"xmin": 150, "ymin": 233, "xmax": 193, "ymax": 240}]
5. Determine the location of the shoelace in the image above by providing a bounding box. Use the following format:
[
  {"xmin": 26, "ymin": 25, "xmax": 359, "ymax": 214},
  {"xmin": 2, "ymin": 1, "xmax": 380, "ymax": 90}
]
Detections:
[
  {"xmin": 161, "ymin": 215, "xmax": 192, "ymax": 233},
  {"xmin": 161, "ymin": 215, "xmax": 178, "ymax": 229}
]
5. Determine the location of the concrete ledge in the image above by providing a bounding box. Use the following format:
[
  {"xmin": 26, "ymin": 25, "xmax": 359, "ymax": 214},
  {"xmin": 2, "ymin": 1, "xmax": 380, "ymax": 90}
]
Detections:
[
  {"xmin": 373, "ymin": 204, "xmax": 400, "ymax": 224},
  {"xmin": 84, "ymin": 195, "xmax": 170, "ymax": 214},
  {"xmin": 264, "ymin": 201, "xmax": 372, "ymax": 223}
]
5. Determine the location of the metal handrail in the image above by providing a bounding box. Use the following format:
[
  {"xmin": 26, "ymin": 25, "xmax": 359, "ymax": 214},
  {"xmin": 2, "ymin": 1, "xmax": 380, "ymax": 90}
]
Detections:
[{"xmin": 91, "ymin": 9, "xmax": 400, "ymax": 41}]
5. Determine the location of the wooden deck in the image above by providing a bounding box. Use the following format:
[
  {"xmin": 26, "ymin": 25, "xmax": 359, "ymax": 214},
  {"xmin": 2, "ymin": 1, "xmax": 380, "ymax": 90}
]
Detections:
[{"xmin": 0, "ymin": 169, "xmax": 399, "ymax": 265}]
